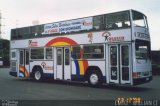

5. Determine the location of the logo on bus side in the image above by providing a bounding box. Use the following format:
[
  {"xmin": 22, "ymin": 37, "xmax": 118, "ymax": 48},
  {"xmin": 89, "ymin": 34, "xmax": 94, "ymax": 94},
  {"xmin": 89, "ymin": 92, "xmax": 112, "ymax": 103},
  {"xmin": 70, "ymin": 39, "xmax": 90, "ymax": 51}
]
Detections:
[
  {"xmin": 102, "ymin": 31, "xmax": 124, "ymax": 42},
  {"xmin": 28, "ymin": 40, "xmax": 38, "ymax": 47},
  {"xmin": 41, "ymin": 62, "xmax": 54, "ymax": 70},
  {"xmin": 102, "ymin": 31, "xmax": 111, "ymax": 41}
]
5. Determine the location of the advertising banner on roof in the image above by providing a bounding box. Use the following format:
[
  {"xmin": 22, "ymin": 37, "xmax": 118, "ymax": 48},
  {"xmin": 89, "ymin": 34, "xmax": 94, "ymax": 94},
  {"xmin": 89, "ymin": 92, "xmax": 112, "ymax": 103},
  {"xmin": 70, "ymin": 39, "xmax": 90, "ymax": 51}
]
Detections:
[{"xmin": 43, "ymin": 17, "xmax": 93, "ymax": 34}]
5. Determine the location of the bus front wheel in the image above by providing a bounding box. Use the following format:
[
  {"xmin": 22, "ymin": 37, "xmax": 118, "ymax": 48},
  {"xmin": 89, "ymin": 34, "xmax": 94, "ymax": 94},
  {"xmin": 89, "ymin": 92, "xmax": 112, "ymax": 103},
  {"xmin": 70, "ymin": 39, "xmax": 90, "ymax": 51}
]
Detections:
[{"xmin": 33, "ymin": 70, "xmax": 43, "ymax": 81}]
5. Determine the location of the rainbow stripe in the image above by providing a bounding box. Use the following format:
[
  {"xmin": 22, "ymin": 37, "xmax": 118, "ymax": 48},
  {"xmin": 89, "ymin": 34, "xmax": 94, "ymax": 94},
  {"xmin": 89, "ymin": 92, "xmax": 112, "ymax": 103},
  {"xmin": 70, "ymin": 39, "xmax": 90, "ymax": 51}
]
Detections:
[
  {"xmin": 74, "ymin": 59, "xmax": 88, "ymax": 76},
  {"xmin": 19, "ymin": 64, "xmax": 29, "ymax": 77},
  {"xmin": 45, "ymin": 37, "xmax": 88, "ymax": 76},
  {"xmin": 45, "ymin": 37, "xmax": 78, "ymax": 46}
]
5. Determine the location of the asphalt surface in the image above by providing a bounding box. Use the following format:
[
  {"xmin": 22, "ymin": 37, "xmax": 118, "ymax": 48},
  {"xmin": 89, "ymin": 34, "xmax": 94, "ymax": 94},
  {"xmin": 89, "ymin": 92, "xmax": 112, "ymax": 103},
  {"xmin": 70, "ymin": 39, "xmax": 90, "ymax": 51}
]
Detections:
[{"xmin": 0, "ymin": 68, "xmax": 160, "ymax": 100}]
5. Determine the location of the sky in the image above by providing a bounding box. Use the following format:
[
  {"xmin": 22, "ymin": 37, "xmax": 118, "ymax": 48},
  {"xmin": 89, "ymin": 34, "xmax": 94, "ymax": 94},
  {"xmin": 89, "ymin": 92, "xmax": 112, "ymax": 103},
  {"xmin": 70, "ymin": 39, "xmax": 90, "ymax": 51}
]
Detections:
[{"xmin": 0, "ymin": 0, "xmax": 159, "ymax": 50}]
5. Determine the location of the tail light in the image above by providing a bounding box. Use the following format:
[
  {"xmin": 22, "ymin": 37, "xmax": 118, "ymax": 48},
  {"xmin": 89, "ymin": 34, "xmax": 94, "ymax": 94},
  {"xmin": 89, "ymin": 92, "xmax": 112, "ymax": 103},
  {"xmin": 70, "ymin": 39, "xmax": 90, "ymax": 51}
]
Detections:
[{"xmin": 132, "ymin": 72, "xmax": 138, "ymax": 79}]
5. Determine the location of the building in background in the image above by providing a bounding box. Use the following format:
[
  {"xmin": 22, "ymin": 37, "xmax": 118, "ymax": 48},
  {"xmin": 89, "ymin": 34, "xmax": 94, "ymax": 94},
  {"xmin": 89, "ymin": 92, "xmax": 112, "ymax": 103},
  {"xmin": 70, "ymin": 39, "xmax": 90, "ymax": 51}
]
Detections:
[
  {"xmin": 0, "ymin": 39, "xmax": 10, "ymax": 67},
  {"xmin": 0, "ymin": 11, "xmax": 10, "ymax": 67},
  {"xmin": 151, "ymin": 50, "xmax": 160, "ymax": 75}
]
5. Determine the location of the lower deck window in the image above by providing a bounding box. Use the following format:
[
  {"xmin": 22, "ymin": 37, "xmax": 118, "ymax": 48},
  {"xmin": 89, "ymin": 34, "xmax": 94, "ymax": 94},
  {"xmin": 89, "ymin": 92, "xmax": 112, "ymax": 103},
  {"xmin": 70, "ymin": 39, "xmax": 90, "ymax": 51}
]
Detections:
[
  {"xmin": 46, "ymin": 48, "xmax": 53, "ymax": 59},
  {"xmin": 31, "ymin": 48, "xmax": 44, "ymax": 59},
  {"xmin": 71, "ymin": 46, "xmax": 81, "ymax": 59},
  {"xmin": 83, "ymin": 45, "xmax": 104, "ymax": 59}
]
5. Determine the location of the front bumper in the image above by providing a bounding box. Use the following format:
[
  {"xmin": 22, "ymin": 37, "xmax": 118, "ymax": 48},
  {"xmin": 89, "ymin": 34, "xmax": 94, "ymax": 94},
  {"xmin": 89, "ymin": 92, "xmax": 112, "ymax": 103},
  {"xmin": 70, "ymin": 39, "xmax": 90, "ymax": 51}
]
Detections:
[
  {"xmin": 9, "ymin": 71, "xmax": 17, "ymax": 77},
  {"xmin": 133, "ymin": 76, "xmax": 152, "ymax": 85}
]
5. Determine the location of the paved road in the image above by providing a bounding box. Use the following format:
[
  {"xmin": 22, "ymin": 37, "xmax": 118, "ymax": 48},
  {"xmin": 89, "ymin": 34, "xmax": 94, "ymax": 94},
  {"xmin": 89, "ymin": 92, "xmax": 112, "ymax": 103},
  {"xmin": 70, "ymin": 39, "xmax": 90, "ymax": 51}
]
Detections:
[{"xmin": 0, "ymin": 68, "xmax": 160, "ymax": 100}]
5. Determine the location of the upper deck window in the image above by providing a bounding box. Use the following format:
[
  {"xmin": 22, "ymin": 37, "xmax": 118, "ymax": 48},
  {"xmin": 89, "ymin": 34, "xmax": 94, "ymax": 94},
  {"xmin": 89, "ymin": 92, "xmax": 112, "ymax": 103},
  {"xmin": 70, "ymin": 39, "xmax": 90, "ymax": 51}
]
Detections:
[
  {"xmin": 132, "ymin": 11, "xmax": 148, "ymax": 28},
  {"xmin": 93, "ymin": 15, "xmax": 104, "ymax": 30},
  {"xmin": 11, "ymin": 25, "xmax": 44, "ymax": 40},
  {"xmin": 105, "ymin": 11, "xmax": 131, "ymax": 29},
  {"xmin": 11, "ymin": 10, "xmax": 134, "ymax": 40}
]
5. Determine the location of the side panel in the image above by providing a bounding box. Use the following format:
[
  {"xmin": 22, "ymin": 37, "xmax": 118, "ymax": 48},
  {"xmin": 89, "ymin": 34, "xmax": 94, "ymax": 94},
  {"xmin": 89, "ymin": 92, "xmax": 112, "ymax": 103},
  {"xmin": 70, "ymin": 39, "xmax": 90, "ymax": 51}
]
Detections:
[
  {"xmin": 30, "ymin": 61, "xmax": 54, "ymax": 75},
  {"xmin": 10, "ymin": 29, "xmax": 132, "ymax": 49},
  {"xmin": 71, "ymin": 60, "xmax": 105, "ymax": 80}
]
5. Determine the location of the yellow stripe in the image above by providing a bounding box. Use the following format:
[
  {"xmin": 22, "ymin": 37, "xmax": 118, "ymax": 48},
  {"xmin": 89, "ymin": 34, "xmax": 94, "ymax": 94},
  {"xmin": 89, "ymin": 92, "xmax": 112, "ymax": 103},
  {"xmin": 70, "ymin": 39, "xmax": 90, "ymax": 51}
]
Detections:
[
  {"xmin": 79, "ymin": 60, "xmax": 84, "ymax": 75},
  {"xmin": 51, "ymin": 42, "xmax": 70, "ymax": 46}
]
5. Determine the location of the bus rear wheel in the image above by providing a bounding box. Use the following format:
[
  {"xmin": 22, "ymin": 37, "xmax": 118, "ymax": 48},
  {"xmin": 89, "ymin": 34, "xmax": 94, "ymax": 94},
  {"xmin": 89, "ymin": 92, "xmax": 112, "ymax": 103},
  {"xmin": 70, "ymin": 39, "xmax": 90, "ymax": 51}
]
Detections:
[{"xmin": 87, "ymin": 71, "xmax": 102, "ymax": 86}]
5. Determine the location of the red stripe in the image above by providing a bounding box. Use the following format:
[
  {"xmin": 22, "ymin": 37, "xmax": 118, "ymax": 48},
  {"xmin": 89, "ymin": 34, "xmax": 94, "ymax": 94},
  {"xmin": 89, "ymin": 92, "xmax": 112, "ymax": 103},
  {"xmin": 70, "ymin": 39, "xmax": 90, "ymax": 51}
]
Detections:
[
  {"xmin": 80, "ymin": 48, "xmax": 83, "ymax": 58},
  {"xmin": 83, "ymin": 59, "xmax": 88, "ymax": 73}
]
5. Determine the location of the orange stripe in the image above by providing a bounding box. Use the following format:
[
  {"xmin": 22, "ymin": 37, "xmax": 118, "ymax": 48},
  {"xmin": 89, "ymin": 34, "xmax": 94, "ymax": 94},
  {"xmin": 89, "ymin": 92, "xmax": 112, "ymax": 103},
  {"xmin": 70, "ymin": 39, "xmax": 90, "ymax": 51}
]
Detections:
[{"xmin": 19, "ymin": 65, "xmax": 29, "ymax": 77}]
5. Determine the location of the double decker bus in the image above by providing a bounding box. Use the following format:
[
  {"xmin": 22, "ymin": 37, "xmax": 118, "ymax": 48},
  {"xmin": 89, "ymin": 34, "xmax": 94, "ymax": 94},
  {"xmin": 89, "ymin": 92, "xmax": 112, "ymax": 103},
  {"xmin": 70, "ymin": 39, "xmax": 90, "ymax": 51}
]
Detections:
[{"xmin": 9, "ymin": 9, "xmax": 152, "ymax": 86}]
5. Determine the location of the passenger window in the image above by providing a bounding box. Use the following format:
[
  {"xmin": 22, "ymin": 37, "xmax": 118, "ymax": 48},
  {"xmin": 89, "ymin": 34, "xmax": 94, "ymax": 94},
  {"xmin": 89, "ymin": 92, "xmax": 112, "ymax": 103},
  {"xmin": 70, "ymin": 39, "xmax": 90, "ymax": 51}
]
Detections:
[
  {"xmin": 71, "ymin": 46, "xmax": 81, "ymax": 59},
  {"xmin": 20, "ymin": 51, "xmax": 24, "ymax": 64},
  {"xmin": 65, "ymin": 49, "xmax": 70, "ymax": 65},
  {"xmin": 93, "ymin": 15, "xmax": 104, "ymax": 30},
  {"xmin": 11, "ymin": 51, "xmax": 16, "ymax": 59},
  {"xmin": 31, "ymin": 48, "xmax": 44, "ymax": 59},
  {"xmin": 57, "ymin": 49, "xmax": 62, "ymax": 65},
  {"xmin": 46, "ymin": 48, "xmax": 53, "ymax": 59},
  {"xmin": 105, "ymin": 11, "xmax": 130, "ymax": 29},
  {"xmin": 121, "ymin": 45, "xmax": 129, "ymax": 66},
  {"xmin": 83, "ymin": 45, "xmax": 104, "ymax": 59}
]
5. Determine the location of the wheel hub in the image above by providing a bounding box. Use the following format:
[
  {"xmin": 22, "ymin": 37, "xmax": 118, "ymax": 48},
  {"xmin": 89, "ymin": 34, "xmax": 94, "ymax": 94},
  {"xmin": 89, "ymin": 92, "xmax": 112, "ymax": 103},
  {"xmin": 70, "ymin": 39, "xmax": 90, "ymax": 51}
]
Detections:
[
  {"xmin": 35, "ymin": 71, "xmax": 41, "ymax": 80},
  {"xmin": 90, "ymin": 74, "xmax": 98, "ymax": 85}
]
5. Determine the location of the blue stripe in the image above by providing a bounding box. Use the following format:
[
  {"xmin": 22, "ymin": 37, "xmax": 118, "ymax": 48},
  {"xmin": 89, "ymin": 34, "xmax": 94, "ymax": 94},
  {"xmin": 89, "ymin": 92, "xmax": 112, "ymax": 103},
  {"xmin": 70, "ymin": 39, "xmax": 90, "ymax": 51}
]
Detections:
[
  {"xmin": 19, "ymin": 70, "xmax": 25, "ymax": 77},
  {"xmin": 73, "ymin": 60, "xmax": 80, "ymax": 76}
]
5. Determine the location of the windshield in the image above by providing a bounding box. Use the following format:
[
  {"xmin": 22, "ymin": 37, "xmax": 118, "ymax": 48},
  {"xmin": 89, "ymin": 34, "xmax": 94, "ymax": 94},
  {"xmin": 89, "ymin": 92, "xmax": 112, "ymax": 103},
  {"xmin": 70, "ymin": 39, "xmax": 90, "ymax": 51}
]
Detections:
[
  {"xmin": 135, "ymin": 40, "xmax": 151, "ymax": 60},
  {"xmin": 132, "ymin": 10, "xmax": 148, "ymax": 28}
]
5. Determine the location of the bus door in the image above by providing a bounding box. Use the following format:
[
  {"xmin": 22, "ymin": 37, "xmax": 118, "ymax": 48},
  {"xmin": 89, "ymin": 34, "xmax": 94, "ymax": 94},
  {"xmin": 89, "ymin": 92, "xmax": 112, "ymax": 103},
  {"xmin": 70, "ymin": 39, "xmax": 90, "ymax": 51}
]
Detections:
[
  {"xmin": 56, "ymin": 47, "xmax": 71, "ymax": 80},
  {"xmin": 19, "ymin": 49, "xmax": 30, "ymax": 77},
  {"xmin": 109, "ymin": 44, "xmax": 131, "ymax": 84}
]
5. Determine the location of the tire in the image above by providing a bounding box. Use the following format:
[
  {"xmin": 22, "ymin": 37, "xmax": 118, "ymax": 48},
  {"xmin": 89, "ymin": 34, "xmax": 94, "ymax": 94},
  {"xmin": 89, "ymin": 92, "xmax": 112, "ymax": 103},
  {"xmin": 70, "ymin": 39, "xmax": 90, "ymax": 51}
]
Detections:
[
  {"xmin": 33, "ymin": 70, "xmax": 43, "ymax": 81},
  {"xmin": 88, "ymin": 71, "xmax": 102, "ymax": 86}
]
